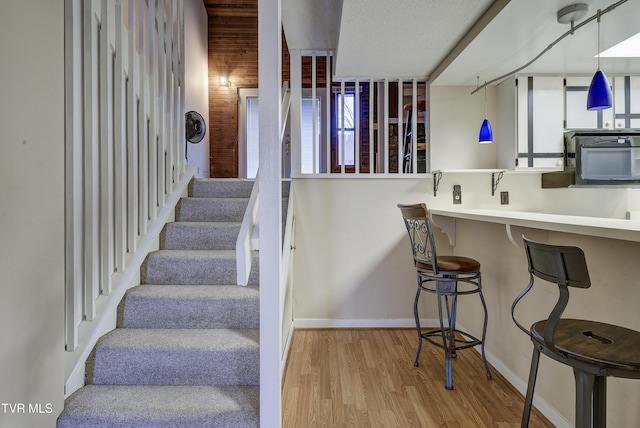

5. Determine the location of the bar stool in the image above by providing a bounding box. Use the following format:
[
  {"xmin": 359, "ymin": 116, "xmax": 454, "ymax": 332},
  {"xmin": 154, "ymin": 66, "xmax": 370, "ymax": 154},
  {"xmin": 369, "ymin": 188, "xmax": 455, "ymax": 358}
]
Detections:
[
  {"xmin": 512, "ymin": 237, "xmax": 640, "ymax": 427},
  {"xmin": 397, "ymin": 203, "xmax": 491, "ymax": 390}
]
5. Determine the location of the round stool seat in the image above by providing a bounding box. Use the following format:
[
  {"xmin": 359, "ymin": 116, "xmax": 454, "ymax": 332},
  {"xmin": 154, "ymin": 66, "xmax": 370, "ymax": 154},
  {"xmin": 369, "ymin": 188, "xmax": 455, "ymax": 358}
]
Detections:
[
  {"xmin": 532, "ymin": 319, "xmax": 640, "ymax": 376},
  {"xmin": 416, "ymin": 256, "xmax": 480, "ymax": 273}
]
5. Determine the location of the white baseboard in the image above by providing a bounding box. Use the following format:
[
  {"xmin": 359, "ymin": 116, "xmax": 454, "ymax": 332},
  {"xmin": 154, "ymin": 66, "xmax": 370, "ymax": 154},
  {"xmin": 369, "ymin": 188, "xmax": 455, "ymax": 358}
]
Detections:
[
  {"xmin": 289, "ymin": 318, "xmax": 571, "ymax": 428},
  {"xmin": 280, "ymin": 321, "xmax": 295, "ymax": 378},
  {"xmin": 482, "ymin": 346, "xmax": 571, "ymax": 428},
  {"xmin": 293, "ymin": 317, "xmax": 440, "ymax": 329}
]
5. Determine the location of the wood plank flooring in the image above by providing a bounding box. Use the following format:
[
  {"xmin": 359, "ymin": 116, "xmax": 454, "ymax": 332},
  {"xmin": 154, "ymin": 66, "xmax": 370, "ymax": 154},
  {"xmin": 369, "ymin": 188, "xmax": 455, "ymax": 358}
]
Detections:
[{"xmin": 282, "ymin": 329, "xmax": 555, "ymax": 427}]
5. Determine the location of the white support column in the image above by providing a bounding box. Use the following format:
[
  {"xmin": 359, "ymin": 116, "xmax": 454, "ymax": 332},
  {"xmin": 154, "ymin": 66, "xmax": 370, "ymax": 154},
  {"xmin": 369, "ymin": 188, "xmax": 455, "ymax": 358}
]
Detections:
[
  {"xmin": 126, "ymin": 0, "xmax": 139, "ymax": 254},
  {"xmin": 156, "ymin": 2, "xmax": 166, "ymax": 205},
  {"xmin": 412, "ymin": 79, "xmax": 417, "ymax": 174},
  {"xmin": 290, "ymin": 50, "xmax": 302, "ymax": 176},
  {"xmin": 64, "ymin": 0, "xmax": 82, "ymax": 350},
  {"xmin": 325, "ymin": 52, "xmax": 331, "ymax": 174},
  {"xmin": 340, "ymin": 80, "xmax": 345, "ymax": 174},
  {"xmin": 369, "ymin": 80, "xmax": 374, "ymax": 173},
  {"xmin": 99, "ymin": 0, "xmax": 114, "ymax": 295},
  {"xmin": 258, "ymin": 0, "xmax": 282, "ymax": 425},
  {"xmin": 137, "ymin": 0, "xmax": 149, "ymax": 236},
  {"xmin": 397, "ymin": 79, "xmax": 403, "ymax": 173},
  {"xmin": 384, "ymin": 79, "xmax": 389, "ymax": 173},
  {"xmin": 82, "ymin": 0, "xmax": 99, "ymax": 320},
  {"xmin": 148, "ymin": 0, "xmax": 158, "ymax": 221},
  {"xmin": 311, "ymin": 52, "xmax": 317, "ymax": 174},
  {"xmin": 114, "ymin": 1, "xmax": 127, "ymax": 272},
  {"xmin": 424, "ymin": 81, "xmax": 431, "ymax": 172},
  {"xmin": 355, "ymin": 79, "xmax": 360, "ymax": 174}
]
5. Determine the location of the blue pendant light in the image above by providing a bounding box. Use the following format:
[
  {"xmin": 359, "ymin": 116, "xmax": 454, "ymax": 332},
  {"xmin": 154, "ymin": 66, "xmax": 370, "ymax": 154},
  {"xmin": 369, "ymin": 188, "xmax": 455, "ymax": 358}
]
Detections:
[
  {"xmin": 479, "ymin": 118, "xmax": 493, "ymax": 144},
  {"xmin": 478, "ymin": 78, "xmax": 493, "ymax": 144},
  {"xmin": 587, "ymin": 9, "xmax": 612, "ymax": 110}
]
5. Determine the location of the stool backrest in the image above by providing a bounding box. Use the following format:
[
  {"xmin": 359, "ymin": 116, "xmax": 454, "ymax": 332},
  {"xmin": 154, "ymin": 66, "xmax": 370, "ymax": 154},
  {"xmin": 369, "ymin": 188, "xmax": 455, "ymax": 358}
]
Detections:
[
  {"xmin": 524, "ymin": 237, "xmax": 591, "ymax": 289},
  {"xmin": 512, "ymin": 237, "xmax": 591, "ymax": 352},
  {"xmin": 397, "ymin": 203, "xmax": 439, "ymax": 275}
]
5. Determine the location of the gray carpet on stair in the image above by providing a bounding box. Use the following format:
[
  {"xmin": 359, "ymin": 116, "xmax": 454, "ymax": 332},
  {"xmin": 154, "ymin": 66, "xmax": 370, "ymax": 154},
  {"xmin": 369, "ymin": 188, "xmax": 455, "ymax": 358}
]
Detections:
[
  {"xmin": 118, "ymin": 285, "xmax": 259, "ymax": 329},
  {"xmin": 161, "ymin": 222, "xmax": 240, "ymax": 250},
  {"xmin": 176, "ymin": 198, "xmax": 248, "ymax": 222},
  {"xmin": 58, "ymin": 385, "xmax": 259, "ymax": 428},
  {"xmin": 86, "ymin": 328, "xmax": 259, "ymax": 386},
  {"xmin": 190, "ymin": 179, "xmax": 254, "ymax": 198},
  {"xmin": 58, "ymin": 179, "xmax": 262, "ymax": 428},
  {"xmin": 141, "ymin": 250, "xmax": 259, "ymax": 286}
]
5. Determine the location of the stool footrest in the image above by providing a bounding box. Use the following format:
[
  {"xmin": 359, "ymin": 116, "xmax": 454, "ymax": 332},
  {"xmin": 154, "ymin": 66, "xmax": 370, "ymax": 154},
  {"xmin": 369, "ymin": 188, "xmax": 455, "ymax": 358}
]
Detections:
[{"xmin": 420, "ymin": 328, "xmax": 482, "ymax": 352}]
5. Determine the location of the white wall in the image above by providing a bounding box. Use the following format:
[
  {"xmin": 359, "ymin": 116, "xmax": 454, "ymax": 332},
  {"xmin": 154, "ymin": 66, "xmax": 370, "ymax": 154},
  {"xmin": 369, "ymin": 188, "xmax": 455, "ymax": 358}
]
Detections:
[
  {"xmin": 430, "ymin": 85, "xmax": 498, "ymax": 170},
  {"xmin": 0, "ymin": 1, "xmax": 65, "ymax": 427},
  {"xmin": 292, "ymin": 178, "xmax": 448, "ymax": 326},
  {"xmin": 184, "ymin": 0, "xmax": 210, "ymax": 178}
]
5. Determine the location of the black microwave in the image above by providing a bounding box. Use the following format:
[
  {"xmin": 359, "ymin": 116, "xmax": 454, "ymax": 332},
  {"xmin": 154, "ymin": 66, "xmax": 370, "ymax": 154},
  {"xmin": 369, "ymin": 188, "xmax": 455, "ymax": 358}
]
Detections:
[{"xmin": 569, "ymin": 130, "xmax": 640, "ymax": 185}]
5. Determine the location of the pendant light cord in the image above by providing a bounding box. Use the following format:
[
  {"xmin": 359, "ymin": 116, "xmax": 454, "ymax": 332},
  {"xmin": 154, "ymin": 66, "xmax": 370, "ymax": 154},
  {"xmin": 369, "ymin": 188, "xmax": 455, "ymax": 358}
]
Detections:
[
  {"xmin": 596, "ymin": 9, "xmax": 601, "ymax": 71},
  {"xmin": 484, "ymin": 81, "xmax": 488, "ymax": 117},
  {"xmin": 471, "ymin": 0, "xmax": 628, "ymax": 95}
]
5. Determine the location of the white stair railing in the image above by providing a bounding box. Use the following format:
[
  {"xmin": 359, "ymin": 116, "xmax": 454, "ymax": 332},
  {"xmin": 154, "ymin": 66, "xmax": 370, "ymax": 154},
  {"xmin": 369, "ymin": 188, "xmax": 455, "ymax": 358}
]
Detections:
[
  {"xmin": 64, "ymin": 0, "xmax": 187, "ymax": 393},
  {"xmin": 236, "ymin": 83, "xmax": 292, "ymax": 285},
  {"xmin": 236, "ymin": 174, "xmax": 260, "ymax": 286}
]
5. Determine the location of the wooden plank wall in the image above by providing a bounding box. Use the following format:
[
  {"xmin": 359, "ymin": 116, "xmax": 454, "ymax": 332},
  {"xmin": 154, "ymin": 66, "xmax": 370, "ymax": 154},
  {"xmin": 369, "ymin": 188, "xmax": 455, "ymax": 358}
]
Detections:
[
  {"xmin": 205, "ymin": 0, "xmax": 326, "ymax": 177},
  {"xmin": 207, "ymin": 1, "xmax": 256, "ymax": 177}
]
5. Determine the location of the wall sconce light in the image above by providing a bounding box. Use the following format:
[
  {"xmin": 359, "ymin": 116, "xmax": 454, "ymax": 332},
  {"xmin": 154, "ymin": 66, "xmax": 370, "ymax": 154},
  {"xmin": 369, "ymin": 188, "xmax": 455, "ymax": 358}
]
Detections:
[
  {"xmin": 219, "ymin": 76, "xmax": 231, "ymax": 87},
  {"xmin": 477, "ymin": 77, "xmax": 493, "ymax": 144},
  {"xmin": 587, "ymin": 9, "xmax": 612, "ymax": 110}
]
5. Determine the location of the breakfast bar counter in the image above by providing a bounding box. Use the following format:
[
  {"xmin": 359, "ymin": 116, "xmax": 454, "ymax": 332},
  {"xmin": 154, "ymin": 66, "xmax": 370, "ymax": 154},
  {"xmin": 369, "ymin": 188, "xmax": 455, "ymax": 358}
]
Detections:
[{"xmin": 429, "ymin": 208, "xmax": 640, "ymax": 247}]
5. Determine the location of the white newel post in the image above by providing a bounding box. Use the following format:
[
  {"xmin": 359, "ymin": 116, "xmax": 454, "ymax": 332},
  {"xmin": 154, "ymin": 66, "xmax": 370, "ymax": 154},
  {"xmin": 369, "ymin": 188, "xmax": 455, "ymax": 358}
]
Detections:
[{"xmin": 258, "ymin": 0, "xmax": 283, "ymax": 425}]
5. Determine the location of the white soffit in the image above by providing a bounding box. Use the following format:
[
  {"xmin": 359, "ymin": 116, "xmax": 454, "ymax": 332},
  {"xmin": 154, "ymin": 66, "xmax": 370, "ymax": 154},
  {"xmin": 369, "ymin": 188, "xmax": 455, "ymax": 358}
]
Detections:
[
  {"xmin": 333, "ymin": 0, "xmax": 492, "ymax": 79},
  {"xmin": 282, "ymin": 0, "xmax": 343, "ymax": 51}
]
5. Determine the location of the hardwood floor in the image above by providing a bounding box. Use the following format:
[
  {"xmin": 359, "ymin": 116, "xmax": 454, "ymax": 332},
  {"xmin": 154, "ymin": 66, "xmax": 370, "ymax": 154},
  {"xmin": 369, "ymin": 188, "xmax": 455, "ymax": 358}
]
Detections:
[{"xmin": 282, "ymin": 329, "xmax": 555, "ymax": 427}]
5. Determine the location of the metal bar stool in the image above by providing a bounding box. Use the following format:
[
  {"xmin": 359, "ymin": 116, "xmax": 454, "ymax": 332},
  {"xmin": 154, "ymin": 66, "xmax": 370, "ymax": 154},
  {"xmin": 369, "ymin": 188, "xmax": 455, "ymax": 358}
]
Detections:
[
  {"xmin": 512, "ymin": 237, "xmax": 640, "ymax": 427},
  {"xmin": 398, "ymin": 203, "xmax": 492, "ymax": 390}
]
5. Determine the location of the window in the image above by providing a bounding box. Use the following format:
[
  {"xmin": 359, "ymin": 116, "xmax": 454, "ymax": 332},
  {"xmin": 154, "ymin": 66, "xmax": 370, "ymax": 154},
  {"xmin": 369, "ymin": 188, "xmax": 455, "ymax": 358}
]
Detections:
[
  {"xmin": 239, "ymin": 89, "xmax": 323, "ymax": 177},
  {"xmin": 336, "ymin": 92, "xmax": 355, "ymax": 166},
  {"xmin": 245, "ymin": 96, "xmax": 259, "ymax": 178},
  {"xmin": 300, "ymin": 97, "xmax": 321, "ymax": 173}
]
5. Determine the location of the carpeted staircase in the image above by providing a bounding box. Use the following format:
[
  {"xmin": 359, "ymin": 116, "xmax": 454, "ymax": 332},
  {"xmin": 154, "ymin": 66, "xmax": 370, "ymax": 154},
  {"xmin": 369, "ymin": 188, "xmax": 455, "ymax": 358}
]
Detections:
[{"xmin": 58, "ymin": 179, "xmax": 261, "ymax": 428}]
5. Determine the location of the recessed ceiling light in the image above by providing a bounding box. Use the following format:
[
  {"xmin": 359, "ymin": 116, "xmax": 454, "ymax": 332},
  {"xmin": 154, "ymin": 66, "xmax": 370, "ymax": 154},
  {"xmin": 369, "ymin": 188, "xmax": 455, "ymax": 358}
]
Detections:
[{"xmin": 599, "ymin": 32, "xmax": 640, "ymax": 57}]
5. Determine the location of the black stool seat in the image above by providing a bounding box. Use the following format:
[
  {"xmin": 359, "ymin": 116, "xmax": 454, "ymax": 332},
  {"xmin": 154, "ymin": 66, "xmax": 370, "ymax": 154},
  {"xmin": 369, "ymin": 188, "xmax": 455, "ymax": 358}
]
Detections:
[
  {"xmin": 398, "ymin": 203, "xmax": 491, "ymax": 390},
  {"xmin": 531, "ymin": 319, "xmax": 640, "ymax": 374},
  {"xmin": 512, "ymin": 237, "xmax": 640, "ymax": 428}
]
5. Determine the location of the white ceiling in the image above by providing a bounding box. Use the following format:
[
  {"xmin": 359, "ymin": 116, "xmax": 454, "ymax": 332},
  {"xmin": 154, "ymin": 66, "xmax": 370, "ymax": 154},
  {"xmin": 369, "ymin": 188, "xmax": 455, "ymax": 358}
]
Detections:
[{"xmin": 281, "ymin": 0, "xmax": 640, "ymax": 86}]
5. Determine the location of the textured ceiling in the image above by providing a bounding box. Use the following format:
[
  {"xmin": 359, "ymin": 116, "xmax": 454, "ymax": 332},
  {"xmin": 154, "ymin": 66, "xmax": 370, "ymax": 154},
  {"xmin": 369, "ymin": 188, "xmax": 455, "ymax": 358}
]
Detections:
[
  {"xmin": 334, "ymin": 0, "xmax": 492, "ymax": 79},
  {"xmin": 281, "ymin": 0, "xmax": 640, "ymax": 86}
]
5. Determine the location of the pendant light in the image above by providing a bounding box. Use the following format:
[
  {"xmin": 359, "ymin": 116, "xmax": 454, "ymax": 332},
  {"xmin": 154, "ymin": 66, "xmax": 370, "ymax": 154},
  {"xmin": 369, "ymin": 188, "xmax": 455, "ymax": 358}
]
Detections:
[
  {"xmin": 478, "ymin": 77, "xmax": 493, "ymax": 144},
  {"xmin": 587, "ymin": 9, "xmax": 612, "ymax": 110}
]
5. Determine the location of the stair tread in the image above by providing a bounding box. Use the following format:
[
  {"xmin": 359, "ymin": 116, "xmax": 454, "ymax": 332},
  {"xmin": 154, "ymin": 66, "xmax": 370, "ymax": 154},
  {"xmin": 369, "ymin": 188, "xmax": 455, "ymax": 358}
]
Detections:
[
  {"xmin": 124, "ymin": 284, "xmax": 259, "ymax": 299},
  {"xmin": 58, "ymin": 384, "xmax": 259, "ymax": 428},
  {"xmin": 161, "ymin": 222, "xmax": 241, "ymax": 250},
  {"xmin": 141, "ymin": 249, "xmax": 259, "ymax": 286},
  {"xmin": 165, "ymin": 221, "xmax": 242, "ymax": 227},
  {"xmin": 149, "ymin": 249, "xmax": 237, "ymax": 257},
  {"xmin": 95, "ymin": 327, "xmax": 259, "ymax": 350},
  {"xmin": 87, "ymin": 329, "xmax": 260, "ymax": 386},
  {"xmin": 118, "ymin": 285, "xmax": 259, "ymax": 329}
]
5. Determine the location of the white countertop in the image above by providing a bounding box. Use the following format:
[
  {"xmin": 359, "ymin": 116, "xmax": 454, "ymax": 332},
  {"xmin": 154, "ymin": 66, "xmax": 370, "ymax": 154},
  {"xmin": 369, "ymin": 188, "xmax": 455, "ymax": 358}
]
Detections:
[{"xmin": 429, "ymin": 207, "xmax": 640, "ymax": 244}]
